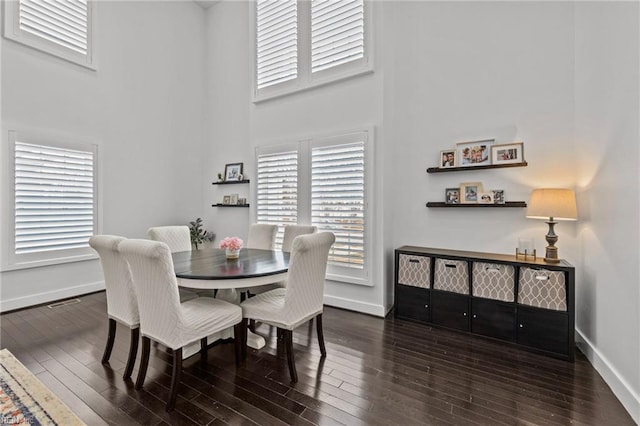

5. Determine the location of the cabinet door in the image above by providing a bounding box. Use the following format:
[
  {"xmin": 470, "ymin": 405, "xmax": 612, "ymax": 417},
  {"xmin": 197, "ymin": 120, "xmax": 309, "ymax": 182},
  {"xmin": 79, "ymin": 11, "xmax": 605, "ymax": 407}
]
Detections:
[
  {"xmin": 431, "ymin": 291, "xmax": 469, "ymax": 331},
  {"xmin": 517, "ymin": 306, "xmax": 569, "ymax": 356},
  {"xmin": 471, "ymin": 298, "xmax": 515, "ymax": 342},
  {"xmin": 396, "ymin": 285, "xmax": 430, "ymax": 322}
]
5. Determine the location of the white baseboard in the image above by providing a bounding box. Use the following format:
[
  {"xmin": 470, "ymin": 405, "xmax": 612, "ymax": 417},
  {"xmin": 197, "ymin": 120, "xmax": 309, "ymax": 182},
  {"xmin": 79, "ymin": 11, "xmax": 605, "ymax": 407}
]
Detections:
[
  {"xmin": 0, "ymin": 281, "xmax": 105, "ymax": 312},
  {"xmin": 323, "ymin": 294, "xmax": 387, "ymax": 317},
  {"xmin": 576, "ymin": 329, "xmax": 640, "ymax": 423}
]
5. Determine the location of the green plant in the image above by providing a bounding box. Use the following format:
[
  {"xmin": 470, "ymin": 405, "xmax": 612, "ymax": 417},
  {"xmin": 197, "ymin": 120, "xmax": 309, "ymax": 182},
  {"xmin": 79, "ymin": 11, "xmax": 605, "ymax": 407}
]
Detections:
[{"xmin": 189, "ymin": 218, "xmax": 215, "ymax": 250}]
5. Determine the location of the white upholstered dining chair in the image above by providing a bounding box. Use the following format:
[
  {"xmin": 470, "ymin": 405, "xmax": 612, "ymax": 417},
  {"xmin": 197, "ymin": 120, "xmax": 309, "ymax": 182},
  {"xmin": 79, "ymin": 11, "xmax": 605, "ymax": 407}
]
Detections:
[
  {"xmin": 89, "ymin": 235, "xmax": 140, "ymax": 381},
  {"xmin": 240, "ymin": 232, "xmax": 335, "ymax": 382},
  {"xmin": 281, "ymin": 225, "xmax": 317, "ymax": 252},
  {"xmin": 246, "ymin": 223, "xmax": 278, "ymax": 250},
  {"xmin": 147, "ymin": 225, "xmax": 191, "ymax": 252},
  {"xmin": 119, "ymin": 239, "xmax": 243, "ymax": 411}
]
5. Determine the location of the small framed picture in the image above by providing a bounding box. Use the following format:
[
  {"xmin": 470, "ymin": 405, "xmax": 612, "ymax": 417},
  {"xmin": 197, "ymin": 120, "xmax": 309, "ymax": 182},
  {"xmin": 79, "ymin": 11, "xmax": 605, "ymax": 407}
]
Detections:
[
  {"xmin": 440, "ymin": 150, "xmax": 457, "ymax": 168},
  {"xmin": 457, "ymin": 139, "xmax": 494, "ymax": 167},
  {"xmin": 492, "ymin": 189, "xmax": 505, "ymax": 204},
  {"xmin": 224, "ymin": 163, "xmax": 243, "ymax": 181},
  {"xmin": 478, "ymin": 192, "xmax": 494, "ymax": 204},
  {"xmin": 491, "ymin": 142, "xmax": 524, "ymax": 165},
  {"xmin": 238, "ymin": 197, "xmax": 246, "ymax": 206},
  {"xmin": 460, "ymin": 182, "xmax": 483, "ymax": 204},
  {"xmin": 445, "ymin": 188, "xmax": 460, "ymax": 204},
  {"xmin": 230, "ymin": 193, "xmax": 239, "ymax": 205},
  {"xmin": 222, "ymin": 195, "xmax": 231, "ymax": 205}
]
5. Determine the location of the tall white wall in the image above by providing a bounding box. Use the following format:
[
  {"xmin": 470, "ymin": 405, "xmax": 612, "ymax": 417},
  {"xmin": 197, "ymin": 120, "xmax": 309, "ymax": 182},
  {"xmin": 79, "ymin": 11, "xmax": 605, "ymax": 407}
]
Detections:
[
  {"xmin": 0, "ymin": 1, "xmax": 206, "ymax": 311},
  {"xmin": 574, "ymin": 3, "xmax": 640, "ymax": 421}
]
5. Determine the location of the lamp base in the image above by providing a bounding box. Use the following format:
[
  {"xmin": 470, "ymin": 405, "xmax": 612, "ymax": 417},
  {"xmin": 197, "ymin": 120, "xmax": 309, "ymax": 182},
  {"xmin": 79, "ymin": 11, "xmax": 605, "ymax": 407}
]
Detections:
[
  {"xmin": 544, "ymin": 220, "xmax": 561, "ymax": 263},
  {"xmin": 544, "ymin": 246, "xmax": 560, "ymax": 263}
]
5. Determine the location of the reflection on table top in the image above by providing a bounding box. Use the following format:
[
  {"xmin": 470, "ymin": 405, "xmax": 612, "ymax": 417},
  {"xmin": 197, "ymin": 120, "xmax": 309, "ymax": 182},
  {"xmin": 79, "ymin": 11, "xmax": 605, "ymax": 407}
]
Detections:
[{"xmin": 172, "ymin": 248, "xmax": 289, "ymax": 280}]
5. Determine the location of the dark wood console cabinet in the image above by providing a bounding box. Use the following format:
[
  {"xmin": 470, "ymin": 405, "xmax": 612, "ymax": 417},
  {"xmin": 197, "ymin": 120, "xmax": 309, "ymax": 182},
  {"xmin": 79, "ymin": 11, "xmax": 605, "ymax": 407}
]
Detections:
[{"xmin": 394, "ymin": 246, "xmax": 575, "ymax": 361}]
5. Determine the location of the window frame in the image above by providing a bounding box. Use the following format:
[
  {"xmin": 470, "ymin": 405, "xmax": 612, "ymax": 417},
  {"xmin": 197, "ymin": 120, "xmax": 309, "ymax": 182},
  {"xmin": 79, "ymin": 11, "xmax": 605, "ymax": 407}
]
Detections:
[
  {"xmin": 1, "ymin": 129, "xmax": 100, "ymax": 272},
  {"xmin": 251, "ymin": 0, "xmax": 373, "ymax": 103},
  {"xmin": 254, "ymin": 128, "xmax": 374, "ymax": 286},
  {"xmin": 3, "ymin": 0, "xmax": 96, "ymax": 70}
]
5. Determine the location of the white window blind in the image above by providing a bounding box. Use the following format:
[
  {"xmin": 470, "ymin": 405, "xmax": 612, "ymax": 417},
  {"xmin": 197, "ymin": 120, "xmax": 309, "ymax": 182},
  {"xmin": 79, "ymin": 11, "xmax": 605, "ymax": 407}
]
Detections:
[
  {"xmin": 256, "ymin": 150, "xmax": 298, "ymax": 248},
  {"xmin": 14, "ymin": 142, "xmax": 95, "ymax": 255},
  {"xmin": 18, "ymin": 0, "xmax": 88, "ymax": 55},
  {"xmin": 311, "ymin": 0, "xmax": 364, "ymax": 73},
  {"xmin": 311, "ymin": 141, "xmax": 365, "ymax": 269},
  {"xmin": 256, "ymin": 0, "xmax": 298, "ymax": 90}
]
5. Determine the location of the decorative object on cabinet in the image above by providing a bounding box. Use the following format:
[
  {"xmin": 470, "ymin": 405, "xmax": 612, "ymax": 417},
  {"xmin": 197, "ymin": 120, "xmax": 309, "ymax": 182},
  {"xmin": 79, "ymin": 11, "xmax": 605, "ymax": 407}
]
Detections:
[
  {"xmin": 516, "ymin": 238, "xmax": 536, "ymax": 260},
  {"xmin": 460, "ymin": 182, "xmax": 483, "ymax": 204},
  {"xmin": 457, "ymin": 139, "xmax": 494, "ymax": 167},
  {"xmin": 224, "ymin": 162, "xmax": 243, "ymax": 181},
  {"xmin": 526, "ymin": 189, "xmax": 577, "ymax": 264},
  {"xmin": 491, "ymin": 142, "xmax": 524, "ymax": 165},
  {"xmin": 394, "ymin": 246, "xmax": 575, "ymax": 361},
  {"xmin": 440, "ymin": 150, "xmax": 457, "ymax": 168},
  {"xmin": 445, "ymin": 188, "xmax": 460, "ymax": 204}
]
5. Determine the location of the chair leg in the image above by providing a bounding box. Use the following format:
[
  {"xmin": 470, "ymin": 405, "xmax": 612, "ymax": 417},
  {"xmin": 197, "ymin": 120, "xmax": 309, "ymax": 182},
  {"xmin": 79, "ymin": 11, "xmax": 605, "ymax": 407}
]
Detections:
[
  {"xmin": 316, "ymin": 313, "xmax": 327, "ymax": 357},
  {"xmin": 167, "ymin": 348, "xmax": 182, "ymax": 411},
  {"xmin": 200, "ymin": 337, "xmax": 208, "ymax": 366},
  {"xmin": 135, "ymin": 337, "xmax": 151, "ymax": 389},
  {"xmin": 123, "ymin": 327, "xmax": 139, "ymax": 380},
  {"xmin": 284, "ymin": 329, "xmax": 298, "ymax": 383},
  {"xmin": 234, "ymin": 323, "xmax": 242, "ymax": 366},
  {"xmin": 249, "ymin": 319, "xmax": 256, "ymax": 332},
  {"xmin": 277, "ymin": 327, "xmax": 284, "ymax": 340},
  {"xmin": 240, "ymin": 318, "xmax": 248, "ymax": 360},
  {"xmin": 101, "ymin": 318, "xmax": 116, "ymax": 364}
]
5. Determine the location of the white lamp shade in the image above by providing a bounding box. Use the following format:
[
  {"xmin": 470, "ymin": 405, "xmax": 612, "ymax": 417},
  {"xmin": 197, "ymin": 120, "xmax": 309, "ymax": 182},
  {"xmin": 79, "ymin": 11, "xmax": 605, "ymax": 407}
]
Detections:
[{"xmin": 526, "ymin": 188, "xmax": 577, "ymax": 221}]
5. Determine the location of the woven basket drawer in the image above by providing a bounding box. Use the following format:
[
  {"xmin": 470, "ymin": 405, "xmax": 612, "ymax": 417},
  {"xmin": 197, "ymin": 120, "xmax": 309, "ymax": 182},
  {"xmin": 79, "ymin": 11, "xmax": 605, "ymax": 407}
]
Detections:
[
  {"xmin": 518, "ymin": 267, "xmax": 567, "ymax": 311},
  {"xmin": 472, "ymin": 262, "xmax": 515, "ymax": 302},
  {"xmin": 397, "ymin": 254, "xmax": 431, "ymax": 288},
  {"xmin": 433, "ymin": 258, "xmax": 469, "ymax": 294}
]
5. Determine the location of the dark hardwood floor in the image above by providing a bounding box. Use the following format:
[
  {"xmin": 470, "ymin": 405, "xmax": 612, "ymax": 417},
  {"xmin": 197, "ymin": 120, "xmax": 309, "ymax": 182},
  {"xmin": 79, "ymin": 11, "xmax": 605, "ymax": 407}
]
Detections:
[{"xmin": 0, "ymin": 291, "xmax": 634, "ymax": 426}]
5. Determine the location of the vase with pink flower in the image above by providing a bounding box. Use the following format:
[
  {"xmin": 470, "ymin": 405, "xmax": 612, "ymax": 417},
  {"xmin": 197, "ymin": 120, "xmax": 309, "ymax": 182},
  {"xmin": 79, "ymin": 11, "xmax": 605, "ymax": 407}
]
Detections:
[{"xmin": 219, "ymin": 236, "xmax": 243, "ymax": 260}]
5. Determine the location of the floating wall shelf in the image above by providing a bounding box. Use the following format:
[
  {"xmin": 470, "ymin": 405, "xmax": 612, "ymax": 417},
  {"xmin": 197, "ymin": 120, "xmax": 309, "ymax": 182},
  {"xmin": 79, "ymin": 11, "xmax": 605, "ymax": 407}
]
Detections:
[
  {"xmin": 212, "ymin": 204, "xmax": 250, "ymax": 208},
  {"xmin": 426, "ymin": 162, "xmax": 528, "ymax": 174},
  {"xmin": 426, "ymin": 201, "xmax": 527, "ymax": 208},
  {"xmin": 212, "ymin": 180, "xmax": 251, "ymax": 185}
]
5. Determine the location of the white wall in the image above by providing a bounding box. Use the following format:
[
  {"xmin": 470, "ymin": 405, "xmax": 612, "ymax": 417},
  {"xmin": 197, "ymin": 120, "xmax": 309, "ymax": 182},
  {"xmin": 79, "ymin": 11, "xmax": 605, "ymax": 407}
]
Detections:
[
  {"xmin": 574, "ymin": 3, "xmax": 640, "ymax": 422},
  {"xmin": 0, "ymin": 1, "xmax": 206, "ymax": 311}
]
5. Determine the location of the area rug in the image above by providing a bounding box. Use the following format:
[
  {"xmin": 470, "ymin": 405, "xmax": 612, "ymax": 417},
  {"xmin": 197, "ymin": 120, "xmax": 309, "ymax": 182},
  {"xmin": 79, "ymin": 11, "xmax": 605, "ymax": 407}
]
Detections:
[{"xmin": 0, "ymin": 349, "xmax": 85, "ymax": 425}]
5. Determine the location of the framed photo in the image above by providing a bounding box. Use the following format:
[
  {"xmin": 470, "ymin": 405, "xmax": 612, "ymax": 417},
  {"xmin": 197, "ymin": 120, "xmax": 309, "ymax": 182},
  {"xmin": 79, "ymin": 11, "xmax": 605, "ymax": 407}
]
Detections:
[
  {"xmin": 230, "ymin": 193, "xmax": 239, "ymax": 205},
  {"xmin": 439, "ymin": 150, "xmax": 457, "ymax": 168},
  {"xmin": 238, "ymin": 197, "xmax": 247, "ymax": 206},
  {"xmin": 224, "ymin": 163, "xmax": 243, "ymax": 181},
  {"xmin": 478, "ymin": 192, "xmax": 494, "ymax": 204},
  {"xmin": 492, "ymin": 189, "xmax": 505, "ymax": 204},
  {"xmin": 460, "ymin": 182, "xmax": 483, "ymax": 204},
  {"xmin": 457, "ymin": 139, "xmax": 494, "ymax": 167},
  {"xmin": 445, "ymin": 188, "xmax": 460, "ymax": 204},
  {"xmin": 491, "ymin": 142, "xmax": 524, "ymax": 165},
  {"xmin": 222, "ymin": 195, "xmax": 231, "ymax": 205}
]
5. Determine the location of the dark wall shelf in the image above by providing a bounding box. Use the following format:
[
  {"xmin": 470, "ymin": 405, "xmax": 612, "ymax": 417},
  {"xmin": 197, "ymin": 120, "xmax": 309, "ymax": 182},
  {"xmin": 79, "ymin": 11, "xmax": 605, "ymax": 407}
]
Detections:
[
  {"xmin": 426, "ymin": 162, "xmax": 527, "ymax": 174},
  {"xmin": 212, "ymin": 204, "xmax": 250, "ymax": 208},
  {"xmin": 426, "ymin": 201, "xmax": 527, "ymax": 208},
  {"xmin": 212, "ymin": 180, "xmax": 250, "ymax": 185}
]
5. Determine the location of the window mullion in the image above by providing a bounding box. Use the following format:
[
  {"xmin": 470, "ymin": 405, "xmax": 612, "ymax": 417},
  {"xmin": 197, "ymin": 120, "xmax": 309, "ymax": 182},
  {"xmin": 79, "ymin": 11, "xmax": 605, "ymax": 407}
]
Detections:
[{"xmin": 297, "ymin": 0, "xmax": 311, "ymax": 85}]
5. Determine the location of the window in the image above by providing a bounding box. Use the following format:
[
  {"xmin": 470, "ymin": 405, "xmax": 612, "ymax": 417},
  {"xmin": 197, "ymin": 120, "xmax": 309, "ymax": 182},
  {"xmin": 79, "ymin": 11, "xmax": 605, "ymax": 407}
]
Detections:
[
  {"xmin": 255, "ymin": 130, "xmax": 371, "ymax": 285},
  {"xmin": 253, "ymin": 0, "xmax": 371, "ymax": 101},
  {"xmin": 3, "ymin": 131, "xmax": 98, "ymax": 270},
  {"xmin": 3, "ymin": 0, "xmax": 95, "ymax": 69}
]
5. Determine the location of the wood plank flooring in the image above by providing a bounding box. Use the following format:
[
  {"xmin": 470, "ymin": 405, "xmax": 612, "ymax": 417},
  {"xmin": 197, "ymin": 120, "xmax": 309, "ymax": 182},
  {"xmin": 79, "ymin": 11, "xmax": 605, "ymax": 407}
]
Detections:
[{"xmin": 0, "ymin": 291, "xmax": 634, "ymax": 425}]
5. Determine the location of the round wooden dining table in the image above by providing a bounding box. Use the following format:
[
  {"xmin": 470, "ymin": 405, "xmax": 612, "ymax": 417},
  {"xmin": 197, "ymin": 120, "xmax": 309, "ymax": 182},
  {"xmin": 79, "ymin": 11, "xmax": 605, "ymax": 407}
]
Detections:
[{"xmin": 172, "ymin": 248, "xmax": 290, "ymax": 350}]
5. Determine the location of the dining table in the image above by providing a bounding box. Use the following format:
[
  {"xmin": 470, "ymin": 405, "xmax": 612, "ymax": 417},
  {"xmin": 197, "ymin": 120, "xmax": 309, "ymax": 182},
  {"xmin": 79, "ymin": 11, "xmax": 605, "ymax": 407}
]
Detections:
[{"xmin": 172, "ymin": 247, "xmax": 290, "ymax": 350}]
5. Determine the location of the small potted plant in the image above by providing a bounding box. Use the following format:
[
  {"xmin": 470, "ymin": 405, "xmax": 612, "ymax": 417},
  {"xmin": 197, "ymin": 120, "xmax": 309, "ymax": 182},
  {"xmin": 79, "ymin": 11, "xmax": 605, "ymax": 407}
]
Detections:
[
  {"xmin": 189, "ymin": 218, "xmax": 215, "ymax": 250},
  {"xmin": 219, "ymin": 236, "xmax": 243, "ymax": 259},
  {"xmin": 217, "ymin": 172, "xmax": 224, "ymax": 182}
]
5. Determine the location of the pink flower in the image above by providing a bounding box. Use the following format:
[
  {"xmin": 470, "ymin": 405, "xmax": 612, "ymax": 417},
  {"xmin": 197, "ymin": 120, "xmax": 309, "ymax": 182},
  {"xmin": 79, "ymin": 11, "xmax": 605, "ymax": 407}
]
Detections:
[{"xmin": 219, "ymin": 236, "xmax": 243, "ymax": 251}]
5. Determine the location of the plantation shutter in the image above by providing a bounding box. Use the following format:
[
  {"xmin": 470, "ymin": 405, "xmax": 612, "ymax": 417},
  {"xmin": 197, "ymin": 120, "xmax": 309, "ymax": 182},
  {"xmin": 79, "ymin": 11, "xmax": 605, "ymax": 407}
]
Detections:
[
  {"xmin": 18, "ymin": 0, "xmax": 89, "ymax": 55},
  {"xmin": 311, "ymin": 0, "xmax": 364, "ymax": 73},
  {"xmin": 256, "ymin": 0, "xmax": 298, "ymax": 89},
  {"xmin": 256, "ymin": 150, "xmax": 298, "ymax": 248},
  {"xmin": 14, "ymin": 142, "xmax": 96, "ymax": 254},
  {"xmin": 311, "ymin": 141, "xmax": 365, "ymax": 269}
]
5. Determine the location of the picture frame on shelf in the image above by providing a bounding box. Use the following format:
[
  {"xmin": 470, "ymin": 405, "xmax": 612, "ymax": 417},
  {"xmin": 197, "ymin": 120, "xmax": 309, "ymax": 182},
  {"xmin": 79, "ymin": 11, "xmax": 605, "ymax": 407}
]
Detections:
[
  {"xmin": 445, "ymin": 188, "xmax": 460, "ymax": 204},
  {"xmin": 224, "ymin": 163, "xmax": 243, "ymax": 181},
  {"xmin": 478, "ymin": 192, "xmax": 494, "ymax": 204},
  {"xmin": 457, "ymin": 139, "xmax": 494, "ymax": 167},
  {"xmin": 222, "ymin": 195, "xmax": 231, "ymax": 205},
  {"xmin": 230, "ymin": 193, "xmax": 239, "ymax": 205},
  {"xmin": 491, "ymin": 142, "xmax": 524, "ymax": 165},
  {"xmin": 238, "ymin": 197, "xmax": 246, "ymax": 206},
  {"xmin": 460, "ymin": 182, "xmax": 483, "ymax": 203},
  {"xmin": 440, "ymin": 150, "xmax": 457, "ymax": 168},
  {"xmin": 492, "ymin": 189, "xmax": 505, "ymax": 204}
]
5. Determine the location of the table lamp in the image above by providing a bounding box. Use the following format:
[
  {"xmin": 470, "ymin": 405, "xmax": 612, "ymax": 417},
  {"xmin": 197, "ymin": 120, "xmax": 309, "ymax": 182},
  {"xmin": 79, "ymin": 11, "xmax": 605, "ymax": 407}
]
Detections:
[{"xmin": 526, "ymin": 188, "xmax": 577, "ymax": 263}]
